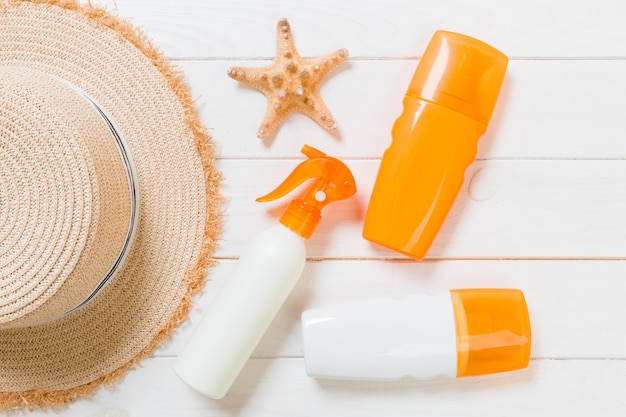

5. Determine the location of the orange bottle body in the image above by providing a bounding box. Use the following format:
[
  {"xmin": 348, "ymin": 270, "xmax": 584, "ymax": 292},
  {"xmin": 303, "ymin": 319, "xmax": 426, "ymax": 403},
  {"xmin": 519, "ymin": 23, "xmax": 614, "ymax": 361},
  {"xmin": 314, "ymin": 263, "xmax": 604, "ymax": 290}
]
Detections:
[{"xmin": 363, "ymin": 98, "xmax": 485, "ymax": 259}]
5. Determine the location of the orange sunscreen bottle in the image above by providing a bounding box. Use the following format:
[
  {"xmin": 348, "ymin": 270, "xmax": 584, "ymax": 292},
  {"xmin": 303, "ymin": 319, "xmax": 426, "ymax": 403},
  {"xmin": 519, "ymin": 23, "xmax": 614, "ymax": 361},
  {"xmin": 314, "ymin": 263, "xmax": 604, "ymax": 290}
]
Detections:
[{"xmin": 363, "ymin": 31, "xmax": 508, "ymax": 260}]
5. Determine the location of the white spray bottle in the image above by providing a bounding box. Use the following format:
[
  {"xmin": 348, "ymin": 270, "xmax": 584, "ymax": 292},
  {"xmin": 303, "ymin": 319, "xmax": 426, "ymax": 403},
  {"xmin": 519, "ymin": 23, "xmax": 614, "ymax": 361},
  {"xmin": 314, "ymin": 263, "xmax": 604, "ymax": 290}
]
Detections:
[{"xmin": 175, "ymin": 145, "xmax": 357, "ymax": 399}]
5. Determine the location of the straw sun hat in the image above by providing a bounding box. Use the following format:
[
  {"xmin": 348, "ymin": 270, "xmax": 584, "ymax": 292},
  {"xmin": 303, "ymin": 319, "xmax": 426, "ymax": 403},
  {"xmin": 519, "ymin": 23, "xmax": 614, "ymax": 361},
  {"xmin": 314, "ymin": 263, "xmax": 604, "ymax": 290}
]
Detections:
[{"xmin": 0, "ymin": 0, "xmax": 221, "ymax": 410}]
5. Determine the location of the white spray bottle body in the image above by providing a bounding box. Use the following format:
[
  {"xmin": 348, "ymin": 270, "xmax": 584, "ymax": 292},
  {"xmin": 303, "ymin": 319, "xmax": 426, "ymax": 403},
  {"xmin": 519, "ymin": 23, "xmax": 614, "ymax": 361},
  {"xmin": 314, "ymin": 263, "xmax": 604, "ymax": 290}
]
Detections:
[{"xmin": 175, "ymin": 224, "xmax": 306, "ymax": 399}]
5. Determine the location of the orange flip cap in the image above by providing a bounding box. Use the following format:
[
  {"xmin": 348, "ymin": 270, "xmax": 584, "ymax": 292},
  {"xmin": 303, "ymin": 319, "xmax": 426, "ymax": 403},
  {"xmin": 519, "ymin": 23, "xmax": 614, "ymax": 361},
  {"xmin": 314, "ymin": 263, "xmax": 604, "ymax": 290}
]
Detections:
[
  {"xmin": 451, "ymin": 289, "xmax": 531, "ymax": 377},
  {"xmin": 363, "ymin": 31, "xmax": 508, "ymax": 260},
  {"xmin": 257, "ymin": 145, "xmax": 357, "ymax": 239}
]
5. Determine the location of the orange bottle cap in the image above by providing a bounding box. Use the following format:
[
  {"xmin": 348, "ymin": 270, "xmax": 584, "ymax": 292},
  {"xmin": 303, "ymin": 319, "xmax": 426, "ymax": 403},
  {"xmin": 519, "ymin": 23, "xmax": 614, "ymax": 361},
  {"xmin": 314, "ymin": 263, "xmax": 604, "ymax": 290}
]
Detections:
[
  {"xmin": 257, "ymin": 145, "xmax": 357, "ymax": 239},
  {"xmin": 408, "ymin": 30, "xmax": 508, "ymax": 125},
  {"xmin": 451, "ymin": 289, "xmax": 532, "ymax": 377}
]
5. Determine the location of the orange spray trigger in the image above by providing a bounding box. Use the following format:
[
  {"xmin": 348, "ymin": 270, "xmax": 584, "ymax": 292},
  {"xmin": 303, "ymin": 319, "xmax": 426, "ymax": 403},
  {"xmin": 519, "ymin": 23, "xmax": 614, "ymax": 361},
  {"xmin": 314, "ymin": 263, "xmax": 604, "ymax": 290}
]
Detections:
[{"xmin": 256, "ymin": 145, "xmax": 356, "ymax": 239}]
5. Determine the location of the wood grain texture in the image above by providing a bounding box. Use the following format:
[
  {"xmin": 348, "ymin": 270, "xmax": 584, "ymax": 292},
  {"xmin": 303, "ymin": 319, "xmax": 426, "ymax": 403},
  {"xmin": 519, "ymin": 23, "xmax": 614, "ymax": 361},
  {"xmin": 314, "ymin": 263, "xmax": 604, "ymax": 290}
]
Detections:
[
  {"xmin": 25, "ymin": 358, "xmax": 626, "ymax": 417},
  {"xmin": 96, "ymin": 0, "xmax": 626, "ymax": 59}
]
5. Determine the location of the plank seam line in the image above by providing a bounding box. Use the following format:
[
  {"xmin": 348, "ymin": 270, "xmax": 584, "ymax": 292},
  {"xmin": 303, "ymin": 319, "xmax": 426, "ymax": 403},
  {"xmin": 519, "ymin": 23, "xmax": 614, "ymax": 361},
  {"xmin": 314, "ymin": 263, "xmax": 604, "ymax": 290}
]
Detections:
[
  {"xmin": 151, "ymin": 355, "xmax": 626, "ymax": 361},
  {"xmin": 213, "ymin": 257, "xmax": 626, "ymax": 262},
  {"xmin": 170, "ymin": 56, "xmax": 626, "ymax": 62}
]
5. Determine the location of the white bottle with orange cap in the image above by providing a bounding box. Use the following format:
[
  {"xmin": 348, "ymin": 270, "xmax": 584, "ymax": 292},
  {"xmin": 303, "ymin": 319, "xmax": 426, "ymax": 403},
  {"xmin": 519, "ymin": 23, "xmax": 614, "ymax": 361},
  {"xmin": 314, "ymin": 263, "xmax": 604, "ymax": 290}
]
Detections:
[
  {"xmin": 302, "ymin": 289, "xmax": 531, "ymax": 380},
  {"xmin": 175, "ymin": 145, "xmax": 357, "ymax": 399}
]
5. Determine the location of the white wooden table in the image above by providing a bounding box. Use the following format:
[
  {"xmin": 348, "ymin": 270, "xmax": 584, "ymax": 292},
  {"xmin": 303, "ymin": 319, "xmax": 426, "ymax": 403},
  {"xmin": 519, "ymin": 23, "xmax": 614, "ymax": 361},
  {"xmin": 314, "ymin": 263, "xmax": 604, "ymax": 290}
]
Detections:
[{"xmin": 33, "ymin": 0, "xmax": 626, "ymax": 415}]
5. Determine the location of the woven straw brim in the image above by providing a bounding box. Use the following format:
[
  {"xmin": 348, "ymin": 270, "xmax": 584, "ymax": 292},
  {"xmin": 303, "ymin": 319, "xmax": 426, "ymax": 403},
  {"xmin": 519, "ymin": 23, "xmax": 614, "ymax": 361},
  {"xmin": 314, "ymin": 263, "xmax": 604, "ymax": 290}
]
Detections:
[{"xmin": 0, "ymin": 0, "xmax": 221, "ymax": 410}]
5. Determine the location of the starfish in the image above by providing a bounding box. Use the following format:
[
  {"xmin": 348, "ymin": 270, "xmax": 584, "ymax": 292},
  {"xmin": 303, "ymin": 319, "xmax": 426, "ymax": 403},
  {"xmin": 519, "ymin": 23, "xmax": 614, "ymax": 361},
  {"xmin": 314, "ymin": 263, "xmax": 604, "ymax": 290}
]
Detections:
[{"xmin": 227, "ymin": 18, "xmax": 348, "ymax": 140}]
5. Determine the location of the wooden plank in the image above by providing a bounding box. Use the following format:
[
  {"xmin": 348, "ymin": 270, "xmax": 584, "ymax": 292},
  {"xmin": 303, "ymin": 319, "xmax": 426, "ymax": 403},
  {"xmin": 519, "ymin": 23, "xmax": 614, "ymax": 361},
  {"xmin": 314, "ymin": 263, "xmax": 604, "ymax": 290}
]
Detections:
[
  {"xmin": 214, "ymin": 159, "xmax": 626, "ymax": 259},
  {"xmin": 35, "ymin": 358, "xmax": 626, "ymax": 417},
  {"xmin": 158, "ymin": 259, "xmax": 626, "ymax": 359},
  {"xmin": 96, "ymin": 0, "xmax": 626, "ymax": 59},
  {"xmin": 183, "ymin": 59, "xmax": 626, "ymax": 159}
]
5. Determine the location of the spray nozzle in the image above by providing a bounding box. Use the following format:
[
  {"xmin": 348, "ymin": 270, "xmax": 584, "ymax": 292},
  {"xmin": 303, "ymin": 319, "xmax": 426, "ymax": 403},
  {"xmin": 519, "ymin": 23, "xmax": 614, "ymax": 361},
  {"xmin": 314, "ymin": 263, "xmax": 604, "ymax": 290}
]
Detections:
[{"xmin": 256, "ymin": 145, "xmax": 357, "ymax": 239}]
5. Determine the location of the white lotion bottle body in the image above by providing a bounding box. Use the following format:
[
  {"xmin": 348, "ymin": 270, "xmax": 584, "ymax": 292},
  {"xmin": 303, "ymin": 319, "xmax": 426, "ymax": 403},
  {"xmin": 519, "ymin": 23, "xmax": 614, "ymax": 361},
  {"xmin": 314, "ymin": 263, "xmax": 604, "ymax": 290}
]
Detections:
[
  {"xmin": 175, "ymin": 225, "xmax": 306, "ymax": 399},
  {"xmin": 302, "ymin": 292, "xmax": 458, "ymax": 380}
]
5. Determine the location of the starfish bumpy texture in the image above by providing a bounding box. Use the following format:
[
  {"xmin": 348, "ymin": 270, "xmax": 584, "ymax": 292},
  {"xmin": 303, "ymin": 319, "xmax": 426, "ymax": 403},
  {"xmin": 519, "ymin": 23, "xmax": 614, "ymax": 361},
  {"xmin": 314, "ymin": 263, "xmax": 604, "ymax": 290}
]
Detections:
[{"xmin": 228, "ymin": 18, "xmax": 348, "ymax": 139}]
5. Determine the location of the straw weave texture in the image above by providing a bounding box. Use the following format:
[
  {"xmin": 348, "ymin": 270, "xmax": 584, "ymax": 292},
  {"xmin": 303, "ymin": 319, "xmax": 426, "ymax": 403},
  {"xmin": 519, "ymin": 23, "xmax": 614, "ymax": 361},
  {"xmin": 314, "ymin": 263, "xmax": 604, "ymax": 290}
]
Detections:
[
  {"xmin": 0, "ymin": 0, "xmax": 221, "ymax": 410},
  {"xmin": 0, "ymin": 67, "xmax": 133, "ymax": 328}
]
